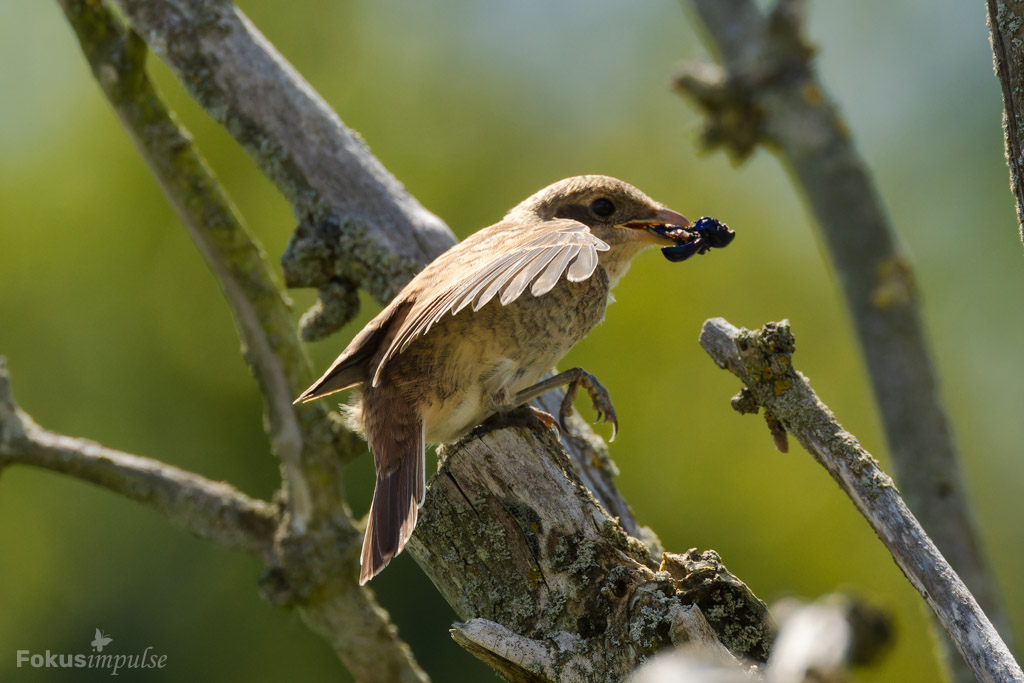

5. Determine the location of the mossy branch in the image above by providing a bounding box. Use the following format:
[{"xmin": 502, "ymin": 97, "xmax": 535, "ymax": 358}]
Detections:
[
  {"xmin": 53, "ymin": 1, "xmax": 428, "ymax": 681},
  {"xmin": 408, "ymin": 416, "xmax": 770, "ymax": 681}
]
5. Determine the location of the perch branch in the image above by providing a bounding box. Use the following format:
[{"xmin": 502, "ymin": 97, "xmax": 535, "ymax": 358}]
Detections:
[
  {"xmin": 55, "ymin": 0, "xmax": 724, "ymax": 678},
  {"xmin": 699, "ymin": 317, "xmax": 1023, "ymax": 683},
  {"xmin": 407, "ymin": 416, "xmax": 768, "ymax": 682},
  {"xmin": 985, "ymin": 0, "xmax": 1024, "ymax": 245},
  {"xmin": 677, "ymin": 0, "xmax": 1010, "ymax": 667},
  {"xmin": 0, "ymin": 358, "xmax": 276, "ymax": 561}
]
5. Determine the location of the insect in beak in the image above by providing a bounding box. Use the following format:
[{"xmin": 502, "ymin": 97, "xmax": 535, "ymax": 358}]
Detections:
[{"xmin": 652, "ymin": 217, "xmax": 736, "ymax": 263}]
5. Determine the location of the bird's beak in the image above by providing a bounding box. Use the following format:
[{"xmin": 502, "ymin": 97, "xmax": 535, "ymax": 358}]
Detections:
[{"xmin": 624, "ymin": 208, "xmax": 694, "ymax": 245}]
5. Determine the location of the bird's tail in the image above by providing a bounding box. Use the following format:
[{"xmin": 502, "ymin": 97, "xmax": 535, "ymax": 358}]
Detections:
[{"xmin": 360, "ymin": 394, "xmax": 425, "ymax": 585}]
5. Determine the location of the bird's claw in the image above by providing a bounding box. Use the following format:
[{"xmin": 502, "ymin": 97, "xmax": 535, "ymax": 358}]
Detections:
[
  {"xmin": 529, "ymin": 405, "xmax": 562, "ymax": 437},
  {"xmin": 560, "ymin": 370, "xmax": 618, "ymax": 442}
]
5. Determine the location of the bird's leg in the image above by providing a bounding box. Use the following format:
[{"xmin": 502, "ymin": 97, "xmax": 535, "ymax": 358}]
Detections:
[
  {"xmin": 488, "ymin": 386, "xmax": 560, "ymax": 435},
  {"xmin": 490, "ymin": 368, "xmax": 618, "ymax": 441}
]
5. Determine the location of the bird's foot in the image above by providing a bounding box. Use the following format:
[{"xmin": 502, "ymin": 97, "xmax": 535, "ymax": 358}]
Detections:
[
  {"xmin": 560, "ymin": 370, "xmax": 618, "ymax": 442},
  {"xmin": 484, "ymin": 395, "xmax": 562, "ymax": 438},
  {"xmin": 527, "ymin": 405, "xmax": 562, "ymax": 437}
]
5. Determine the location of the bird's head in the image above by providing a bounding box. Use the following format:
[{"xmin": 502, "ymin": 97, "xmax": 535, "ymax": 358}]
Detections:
[{"xmin": 507, "ymin": 175, "xmax": 694, "ymax": 251}]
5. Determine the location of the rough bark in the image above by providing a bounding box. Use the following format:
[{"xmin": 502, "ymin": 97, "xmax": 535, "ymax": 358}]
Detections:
[
  {"xmin": 408, "ymin": 413, "xmax": 770, "ymax": 682},
  {"xmin": 699, "ymin": 318, "xmax": 1023, "ymax": 683},
  {"xmin": 986, "ymin": 0, "xmax": 1024, "ymax": 245}
]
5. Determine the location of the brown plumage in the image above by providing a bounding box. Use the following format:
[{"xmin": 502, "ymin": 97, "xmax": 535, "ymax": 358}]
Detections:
[{"xmin": 295, "ymin": 175, "xmax": 696, "ymax": 584}]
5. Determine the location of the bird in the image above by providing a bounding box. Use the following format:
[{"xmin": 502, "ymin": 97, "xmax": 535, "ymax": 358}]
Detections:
[{"xmin": 295, "ymin": 175, "xmax": 728, "ymax": 584}]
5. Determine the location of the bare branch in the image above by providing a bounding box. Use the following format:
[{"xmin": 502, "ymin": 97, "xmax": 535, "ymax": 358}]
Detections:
[
  {"xmin": 699, "ymin": 318, "xmax": 1023, "ymax": 683},
  {"xmin": 985, "ymin": 0, "xmax": 1024, "ymax": 245},
  {"xmin": 676, "ymin": 0, "xmax": 1011, "ymax": 671},
  {"xmin": 55, "ymin": 0, "xmax": 348, "ymax": 528},
  {"xmin": 111, "ymin": 0, "xmax": 456, "ymax": 341},
  {"xmin": 54, "ymin": 2, "xmax": 428, "ymax": 680},
  {"xmin": 2, "ymin": 360, "xmax": 427, "ymax": 683},
  {"xmin": 0, "ymin": 358, "xmax": 277, "ymax": 560}
]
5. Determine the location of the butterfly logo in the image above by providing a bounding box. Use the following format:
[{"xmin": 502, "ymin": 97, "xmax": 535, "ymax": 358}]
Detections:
[{"xmin": 91, "ymin": 628, "xmax": 112, "ymax": 653}]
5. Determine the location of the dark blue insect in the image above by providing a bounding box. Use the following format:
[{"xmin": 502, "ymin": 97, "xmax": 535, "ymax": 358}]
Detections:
[{"xmin": 659, "ymin": 216, "xmax": 735, "ymax": 263}]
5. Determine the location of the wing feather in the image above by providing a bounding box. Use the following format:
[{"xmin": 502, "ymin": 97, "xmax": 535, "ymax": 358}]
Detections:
[
  {"xmin": 500, "ymin": 244, "xmax": 568, "ymax": 305},
  {"xmin": 473, "ymin": 250, "xmax": 538, "ymax": 311},
  {"xmin": 372, "ymin": 219, "xmax": 609, "ymax": 385},
  {"xmin": 531, "ymin": 244, "xmax": 578, "ymax": 297},
  {"xmin": 451, "ymin": 253, "xmax": 524, "ymax": 315},
  {"xmin": 567, "ymin": 244, "xmax": 599, "ymax": 281}
]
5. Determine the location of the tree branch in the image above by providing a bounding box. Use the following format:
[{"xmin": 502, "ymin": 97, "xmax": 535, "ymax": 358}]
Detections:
[
  {"xmin": 698, "ymin": 318, "xmax": 1023, "ymax": 683},
  {"xmin": 676, "ymin": 1, "xmax": 1011, "ymax": 675},
  {"xmin": 55, "ymin": 2, "xmax": 428, "ymax": 680},
  {"xmin": 0, "ymin": 358, "xmax": 276, "ymax": 561},
  {"xmin": 407, "ymin": 414, "xmax": 771, "ymax": 681},
  {"xmin": 112, "ymin": 0, "xmax": 456, "ymax": 341},
  {"xmin": 56, "ymin": 0, "xmax": 347, "ymax": 529},
  {"xmin": 986, "ymin": 0, "xmax": 1024, "ymax": 245}
]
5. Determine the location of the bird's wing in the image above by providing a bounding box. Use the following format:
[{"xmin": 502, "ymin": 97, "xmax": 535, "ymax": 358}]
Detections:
[
  {"xmin": 372, "ymin": 219, "xmax": 609, "ymax": 386},
  {"xmin": 293, "ymin": 299, "xmax": 412, "ymax": 402}
]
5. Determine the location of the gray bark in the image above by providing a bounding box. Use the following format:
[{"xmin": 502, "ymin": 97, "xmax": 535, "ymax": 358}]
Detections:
[
  {"xmin": 409, "ymin": 416, "xmax": 770, "ymax": 681},
  {"xmin": 986, "ymin": 0, "xmax": 1024, "ymax": 245},
  {"xmin": 699, "ymin": 318, "xmax": 1023, "ymax": 683},
  {"xmin": 676, "ymin": 2, "xmax": 1011, "ymax": 678}
]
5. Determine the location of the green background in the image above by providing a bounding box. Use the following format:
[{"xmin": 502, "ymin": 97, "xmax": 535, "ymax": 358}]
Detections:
[{"xmin": 1, "ymin": 0, "xmax": 1020, "ymax": 680}]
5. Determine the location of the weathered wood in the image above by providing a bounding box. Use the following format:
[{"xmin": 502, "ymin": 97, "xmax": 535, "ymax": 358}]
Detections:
[
  {"xmin": 700, "ymin": 318, "xmax": 1023, "ymax": 683},
  {"xmin": 986, "ymin": 0, "xmax": 1024, "ymax": 245},
  {"xmin": 408, "ymin": 413, "xmax": 771, "ymax": 682},
  {"xmin": 677, "ymin": 5, "xmax": 1010, "ymax": 678}
]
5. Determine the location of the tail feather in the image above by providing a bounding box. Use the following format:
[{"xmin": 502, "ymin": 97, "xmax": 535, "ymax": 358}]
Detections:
[{"xmin": 359, "ymin": 406, "xmax": 425, "ymax": 585}]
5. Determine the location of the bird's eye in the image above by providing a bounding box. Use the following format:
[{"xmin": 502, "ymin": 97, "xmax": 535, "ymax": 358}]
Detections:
[{"xmin": 589, "ymin": 198, "xmax": 616, "ymax": 218}]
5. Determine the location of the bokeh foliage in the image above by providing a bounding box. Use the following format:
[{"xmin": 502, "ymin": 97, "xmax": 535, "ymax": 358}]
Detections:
[{"xmin": 1, "ymin": 0, "xmax": 1020, "ymax": 680}]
